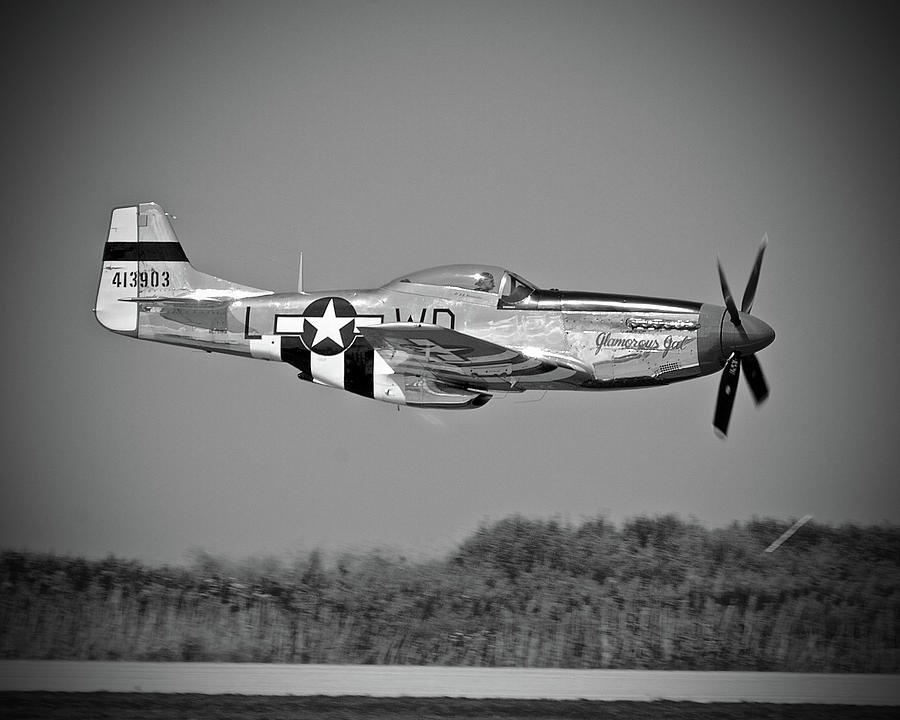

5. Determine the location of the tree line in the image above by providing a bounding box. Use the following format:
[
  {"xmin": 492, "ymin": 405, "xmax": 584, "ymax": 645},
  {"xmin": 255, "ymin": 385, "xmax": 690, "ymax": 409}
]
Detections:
[{"xmin": 1, "ymin": 515, "xmax": 897, "ymax": 671}]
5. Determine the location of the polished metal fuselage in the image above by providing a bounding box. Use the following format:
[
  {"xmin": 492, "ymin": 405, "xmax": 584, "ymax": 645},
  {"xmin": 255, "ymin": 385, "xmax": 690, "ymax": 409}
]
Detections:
[{"xmin": 137, "ymin": 280, "xmax": 729, "ymax": 392}]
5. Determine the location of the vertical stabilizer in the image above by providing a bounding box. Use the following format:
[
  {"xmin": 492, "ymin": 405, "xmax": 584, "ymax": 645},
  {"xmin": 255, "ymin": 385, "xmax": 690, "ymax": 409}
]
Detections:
[{"xmin": 94, "ymin": 202, "xmax": 270, "ymax": 335}]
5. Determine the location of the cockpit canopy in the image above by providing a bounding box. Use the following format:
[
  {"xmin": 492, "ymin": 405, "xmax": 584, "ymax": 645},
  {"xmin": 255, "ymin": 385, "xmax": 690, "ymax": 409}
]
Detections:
[{"xmin": 388, "ymin": 264, "xmax": 536, "ymax": 303}]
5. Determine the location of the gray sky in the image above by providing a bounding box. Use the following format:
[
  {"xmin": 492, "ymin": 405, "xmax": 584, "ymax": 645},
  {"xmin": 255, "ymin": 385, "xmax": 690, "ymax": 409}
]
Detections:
[{"xmin": 2, "ymin": 1, "xmax": 899, "ymax": 565}]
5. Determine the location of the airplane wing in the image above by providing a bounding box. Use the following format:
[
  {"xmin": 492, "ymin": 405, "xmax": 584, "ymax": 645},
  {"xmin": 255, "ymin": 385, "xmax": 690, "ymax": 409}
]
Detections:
[{"xmin": 359, "ymin": 323, "xmax": 585, "ymax": 391}]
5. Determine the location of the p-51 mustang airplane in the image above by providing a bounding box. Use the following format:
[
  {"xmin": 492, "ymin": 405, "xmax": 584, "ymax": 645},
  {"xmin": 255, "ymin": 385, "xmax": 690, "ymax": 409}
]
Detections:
[{"xmin": 95, "ymin": 202, "xmax": 774, "ymax": 435}]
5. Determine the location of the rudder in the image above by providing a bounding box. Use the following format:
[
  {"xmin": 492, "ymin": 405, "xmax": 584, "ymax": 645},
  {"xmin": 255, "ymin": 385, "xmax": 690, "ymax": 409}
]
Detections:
[{"xmin": 96, "ymin": 205, "xmax": 136, "ymax": 333}]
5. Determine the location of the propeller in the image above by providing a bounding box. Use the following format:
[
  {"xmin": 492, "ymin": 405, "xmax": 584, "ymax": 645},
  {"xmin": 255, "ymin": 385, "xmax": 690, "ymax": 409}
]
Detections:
[{"xmin": 713, "ymin": 237, "xmax": 772, "ymax": 437}]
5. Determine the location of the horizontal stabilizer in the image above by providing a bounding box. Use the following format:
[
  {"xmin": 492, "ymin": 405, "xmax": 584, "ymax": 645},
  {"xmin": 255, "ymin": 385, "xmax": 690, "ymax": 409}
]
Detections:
[{"xmin": 118, "ymin": 296, "xmax": 232, "ymax": 309}]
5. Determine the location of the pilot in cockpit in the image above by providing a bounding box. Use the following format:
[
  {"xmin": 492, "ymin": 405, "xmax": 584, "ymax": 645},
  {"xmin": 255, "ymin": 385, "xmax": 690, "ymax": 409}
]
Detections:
[{"xmin": 474, "ymin": 272, "xmax": 495, "ymax": 293}]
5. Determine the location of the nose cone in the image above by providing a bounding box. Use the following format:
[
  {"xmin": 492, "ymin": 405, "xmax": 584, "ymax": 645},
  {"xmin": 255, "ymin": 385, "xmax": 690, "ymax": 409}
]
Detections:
[
  {"xmin": 697, "ymin": 304, "xmax": 775, "ymax": 373},
  {"xmin": 722, "ymin": 312, "xmax": 775, "ymax": 355}
]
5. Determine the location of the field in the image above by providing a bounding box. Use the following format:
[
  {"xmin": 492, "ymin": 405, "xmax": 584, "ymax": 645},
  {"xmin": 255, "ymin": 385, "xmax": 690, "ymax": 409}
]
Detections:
[
  {"xmin": 2, "ymin": 515, "xmax": 899, "ymax": 672},
  {"xmin": 1, "ymin": 694, "xmax": 898, "ymax": 720}
]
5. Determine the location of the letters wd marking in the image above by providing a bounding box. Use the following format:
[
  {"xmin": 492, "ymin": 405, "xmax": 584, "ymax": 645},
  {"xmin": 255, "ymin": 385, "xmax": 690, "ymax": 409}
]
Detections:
[
  {"xmin": 396, "ymin": 308, "xmax": 427, "ymax": 323},
  {"xmin": 394, "ymin": 307, "xmax": 456, "ymax": 329}
]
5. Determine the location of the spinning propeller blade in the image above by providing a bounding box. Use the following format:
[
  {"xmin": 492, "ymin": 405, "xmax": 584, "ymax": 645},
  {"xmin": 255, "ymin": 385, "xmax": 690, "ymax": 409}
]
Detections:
[
  {"xmin": 714, "ymin": 353, "xmax": 741, "ymax": 437},
  {"xmin": 740, "ymin": 234, "xmax": 767, "ymax": 314},
  {"xmin": 713, "ymin": 237, "xmax": 772, "ymax": 437},
  {"xmin": 717, "ymin": 258, "xmax": 742, "ymax": 327},
  {"xmin": 741, "ymin": 353, "xmax": 769, "ymax": 404}
]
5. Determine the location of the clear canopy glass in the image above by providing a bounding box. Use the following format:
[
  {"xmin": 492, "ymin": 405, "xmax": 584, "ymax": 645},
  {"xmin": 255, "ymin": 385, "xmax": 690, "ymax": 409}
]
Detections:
[{"xmin": 389, "ymin": 264, "xmax": 536, "ymax": 302}]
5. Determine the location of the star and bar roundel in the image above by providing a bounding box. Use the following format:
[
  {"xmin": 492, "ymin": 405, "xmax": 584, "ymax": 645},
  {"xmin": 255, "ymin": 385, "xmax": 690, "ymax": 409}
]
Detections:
[{"xmin": 281, "ymin": 297, "xmax": 382, "ymax": 356}]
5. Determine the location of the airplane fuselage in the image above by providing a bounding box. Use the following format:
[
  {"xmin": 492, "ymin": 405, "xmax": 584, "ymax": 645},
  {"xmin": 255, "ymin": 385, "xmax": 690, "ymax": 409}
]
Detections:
[{"xmin": 138, "ymin": 283, "xmax": 730, "ymax": 396}]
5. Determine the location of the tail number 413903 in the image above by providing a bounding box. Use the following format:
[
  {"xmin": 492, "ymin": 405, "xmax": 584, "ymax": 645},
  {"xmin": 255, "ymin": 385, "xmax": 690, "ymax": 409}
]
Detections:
[{"xmin": 110, "ymin": 270, "xmax": 170, "ymax": 288}]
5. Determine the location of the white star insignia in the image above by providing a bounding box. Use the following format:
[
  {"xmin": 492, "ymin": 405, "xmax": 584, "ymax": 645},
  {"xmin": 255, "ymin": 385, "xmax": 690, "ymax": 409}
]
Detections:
[{"xmin": 307, "ymin": 299, "xmax": 354, "ymax": 348}]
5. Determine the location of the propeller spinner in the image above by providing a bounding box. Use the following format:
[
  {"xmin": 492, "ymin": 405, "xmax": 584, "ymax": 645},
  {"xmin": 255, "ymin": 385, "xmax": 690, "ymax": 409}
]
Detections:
[{"xmin": 713, "ymin": 238, "xmax": 774, "ymax": 437}]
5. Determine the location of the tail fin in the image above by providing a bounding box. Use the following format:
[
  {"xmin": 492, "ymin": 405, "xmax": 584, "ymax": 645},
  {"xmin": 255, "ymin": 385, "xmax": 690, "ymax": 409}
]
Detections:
[{"xmin": 94, "ymin": 202, "xmax": 268, "ymax": 334}]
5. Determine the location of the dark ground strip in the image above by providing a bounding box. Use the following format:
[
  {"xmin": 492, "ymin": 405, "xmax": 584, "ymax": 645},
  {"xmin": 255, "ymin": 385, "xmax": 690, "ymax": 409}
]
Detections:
[{"xmin": 1, "ymin": 694, "xmax": 898, "ymax": 720}]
